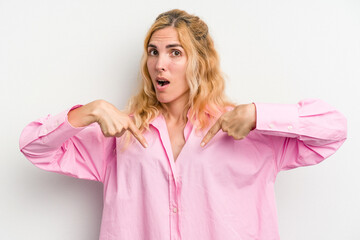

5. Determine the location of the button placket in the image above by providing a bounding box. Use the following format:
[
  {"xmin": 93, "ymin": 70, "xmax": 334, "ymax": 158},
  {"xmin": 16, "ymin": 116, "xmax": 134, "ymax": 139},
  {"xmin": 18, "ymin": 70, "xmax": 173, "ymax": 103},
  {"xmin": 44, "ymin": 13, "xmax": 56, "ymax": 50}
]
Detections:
[
  {"xmin": 169, "ymin": 179, "xmax": 181, "ymax": 239},
  {"xmin": 152, "ymin": 114, "xmax": 187, "ymax": 239},
  {"xmin": 169, "ymin": 171, "xmax": 182, "ymax": 240}
]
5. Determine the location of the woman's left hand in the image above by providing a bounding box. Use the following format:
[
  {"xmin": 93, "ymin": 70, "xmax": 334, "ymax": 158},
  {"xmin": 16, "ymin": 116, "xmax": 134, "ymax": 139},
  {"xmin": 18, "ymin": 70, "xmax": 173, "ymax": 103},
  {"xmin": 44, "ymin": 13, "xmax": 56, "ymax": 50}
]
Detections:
[{"xmin": 201, "ymin": 103, "xmax": 257, "ymax": 147}]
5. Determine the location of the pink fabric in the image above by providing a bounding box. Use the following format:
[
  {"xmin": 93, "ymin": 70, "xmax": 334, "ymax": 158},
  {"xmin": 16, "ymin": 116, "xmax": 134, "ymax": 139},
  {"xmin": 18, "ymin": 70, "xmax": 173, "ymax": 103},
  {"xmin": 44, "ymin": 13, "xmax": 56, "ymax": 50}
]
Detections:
[{"xmin": 19, "ymin": 99, "xmax": 347, "ymax": 240}]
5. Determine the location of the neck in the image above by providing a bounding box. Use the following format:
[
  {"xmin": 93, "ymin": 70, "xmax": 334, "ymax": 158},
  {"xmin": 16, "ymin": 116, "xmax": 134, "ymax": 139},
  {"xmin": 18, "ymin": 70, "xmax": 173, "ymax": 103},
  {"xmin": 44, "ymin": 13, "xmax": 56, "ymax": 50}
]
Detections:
[{"xmin": 160, "ymin": 95, "xmax": 190, "ymax": 126}]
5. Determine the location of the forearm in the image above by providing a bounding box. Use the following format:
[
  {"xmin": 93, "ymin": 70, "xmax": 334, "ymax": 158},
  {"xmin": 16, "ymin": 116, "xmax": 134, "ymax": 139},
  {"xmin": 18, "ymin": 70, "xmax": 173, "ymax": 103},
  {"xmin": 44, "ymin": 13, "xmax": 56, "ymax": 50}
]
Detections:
[
  {"xmin": 253, "ymin": 99, "xmax": 347, "ymax": 171},
  {"xmin": 254, "ymin": 99, "xmax": 347, "ymax": 143},
  {"xmin": 19, "ymin": 105, "xmax": 86, "ymax": 155},
  {"xmin": 19, "ymin": 104, "xmax": 114, "ymax": 182}
]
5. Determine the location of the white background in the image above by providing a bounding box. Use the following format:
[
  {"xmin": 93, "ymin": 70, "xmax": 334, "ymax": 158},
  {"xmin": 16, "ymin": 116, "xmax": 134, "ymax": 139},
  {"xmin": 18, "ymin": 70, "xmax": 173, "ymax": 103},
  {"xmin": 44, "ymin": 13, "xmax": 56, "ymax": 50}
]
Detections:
[{"xmin": 1, "ymin": 0, "xmax": 359, "ymax": 239}]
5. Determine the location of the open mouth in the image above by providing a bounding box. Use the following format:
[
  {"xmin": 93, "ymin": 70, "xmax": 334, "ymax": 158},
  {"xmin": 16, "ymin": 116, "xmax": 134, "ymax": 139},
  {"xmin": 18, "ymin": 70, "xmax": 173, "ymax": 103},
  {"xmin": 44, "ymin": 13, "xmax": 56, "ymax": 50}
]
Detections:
[{"xmin": 157, "ymin": 80, "xmax": 170, "ymax": 86}]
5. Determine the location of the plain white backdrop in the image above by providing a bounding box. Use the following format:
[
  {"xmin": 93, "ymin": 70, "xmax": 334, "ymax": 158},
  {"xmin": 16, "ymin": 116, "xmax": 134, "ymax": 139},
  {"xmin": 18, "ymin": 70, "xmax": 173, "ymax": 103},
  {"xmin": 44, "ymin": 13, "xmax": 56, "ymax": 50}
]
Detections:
[{"xmin": 1, "ymin": 0, "xmax": 359, "ymax": 239}]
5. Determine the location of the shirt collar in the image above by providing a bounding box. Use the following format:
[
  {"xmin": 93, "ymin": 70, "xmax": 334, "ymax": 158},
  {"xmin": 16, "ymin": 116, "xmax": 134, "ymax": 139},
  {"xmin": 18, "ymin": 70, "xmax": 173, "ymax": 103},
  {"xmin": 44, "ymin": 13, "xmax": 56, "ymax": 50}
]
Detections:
[{"xmin": 150, "ymin": 108, "xmax": 192, "ymax": 131}]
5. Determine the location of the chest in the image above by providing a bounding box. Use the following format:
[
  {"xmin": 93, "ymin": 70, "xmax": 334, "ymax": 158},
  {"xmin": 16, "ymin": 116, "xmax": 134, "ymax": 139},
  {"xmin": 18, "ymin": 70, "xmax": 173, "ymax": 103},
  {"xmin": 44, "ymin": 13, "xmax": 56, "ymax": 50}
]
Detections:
[
  {"xmin": 113, "ymin": 129, "xmax": 274, "ymax": 193},
  {"xmin": 167, "ymin": 125, "xmax": 186, "ymax": 162}
]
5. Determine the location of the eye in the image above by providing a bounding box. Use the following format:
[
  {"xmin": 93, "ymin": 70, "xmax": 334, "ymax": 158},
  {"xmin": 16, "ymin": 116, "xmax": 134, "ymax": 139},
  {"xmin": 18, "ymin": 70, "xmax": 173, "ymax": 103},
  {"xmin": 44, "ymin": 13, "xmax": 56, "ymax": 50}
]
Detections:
[
  {"xmin": 148, "ymin": 49, "xmax": 158, "ymax": 56},
  {"xmin": 171, "ymin": 50, "xmax": 181, "ymax": 57}
]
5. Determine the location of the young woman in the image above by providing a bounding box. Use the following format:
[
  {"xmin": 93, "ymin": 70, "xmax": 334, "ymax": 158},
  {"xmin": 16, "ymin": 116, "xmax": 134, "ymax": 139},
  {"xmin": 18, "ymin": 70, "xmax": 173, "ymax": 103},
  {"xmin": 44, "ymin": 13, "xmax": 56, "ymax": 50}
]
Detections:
[{"xmin": 19, "ymin": 9, "xmax": 347, "ymax": 240}]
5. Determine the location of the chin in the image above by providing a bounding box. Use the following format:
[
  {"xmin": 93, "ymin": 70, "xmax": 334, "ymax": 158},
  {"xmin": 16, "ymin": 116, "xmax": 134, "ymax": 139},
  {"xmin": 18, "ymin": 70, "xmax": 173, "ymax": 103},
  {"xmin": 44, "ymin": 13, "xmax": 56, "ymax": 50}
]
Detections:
[
  {"xmin": 155, "ymin": 90, "xmax": 190, "ymax": 105},
  {"xmin": 156, "ymin": 97, "xmax": 172, "ymax": 104}
]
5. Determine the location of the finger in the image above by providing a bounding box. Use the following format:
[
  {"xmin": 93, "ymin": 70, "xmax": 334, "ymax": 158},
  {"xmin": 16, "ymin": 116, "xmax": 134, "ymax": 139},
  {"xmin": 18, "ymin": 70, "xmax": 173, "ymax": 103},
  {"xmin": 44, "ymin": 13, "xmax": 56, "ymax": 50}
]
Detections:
[
  {"xmin": 128, "ymin": 120, "xmax": 148, "ymax": 148},
  {"xmin": 201, "ymin": 120, "xmax": 222, "ymax": 147},
  {"xmin": 114, "ymin": 128, "xmax": 126, "ymax": 138}
]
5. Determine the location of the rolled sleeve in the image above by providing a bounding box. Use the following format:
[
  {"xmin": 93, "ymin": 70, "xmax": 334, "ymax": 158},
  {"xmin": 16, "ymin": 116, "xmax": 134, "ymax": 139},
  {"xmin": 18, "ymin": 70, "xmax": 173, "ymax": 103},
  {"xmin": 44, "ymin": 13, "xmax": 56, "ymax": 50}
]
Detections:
[
  {"xmin": 254, "ymin": 101, "xmax": 300, "ymax": 138},
  {"xmin": 20, "ymin": 105, "xmax": 85, "ymax": 152},
  {"xmin": 253, "ymin": 99, "xmax": 347, "ymax": 171},
  {"xmin": 19, "ymin": 105, "xmax": 115, "ymax": 182}
]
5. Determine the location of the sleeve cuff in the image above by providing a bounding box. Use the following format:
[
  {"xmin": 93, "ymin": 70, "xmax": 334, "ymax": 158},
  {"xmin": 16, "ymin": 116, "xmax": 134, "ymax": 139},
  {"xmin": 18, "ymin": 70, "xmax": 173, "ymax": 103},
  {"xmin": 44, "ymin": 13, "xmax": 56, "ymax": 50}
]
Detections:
[
  {"xmin": 38, "ymin": 105, "xmax": 85, "ymax": 137},
  {"xmin": 253, "ymin": 102, "xmax": 300, "ymax": 138}
]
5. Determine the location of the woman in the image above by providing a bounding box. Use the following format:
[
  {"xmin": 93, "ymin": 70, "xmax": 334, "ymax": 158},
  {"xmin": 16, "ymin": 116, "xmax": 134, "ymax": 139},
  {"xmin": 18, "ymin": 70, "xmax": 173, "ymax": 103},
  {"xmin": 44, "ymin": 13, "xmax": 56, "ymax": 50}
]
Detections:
[{"xmin": 19, "ymin": 9, "xmax": 347, "ymax": 240}]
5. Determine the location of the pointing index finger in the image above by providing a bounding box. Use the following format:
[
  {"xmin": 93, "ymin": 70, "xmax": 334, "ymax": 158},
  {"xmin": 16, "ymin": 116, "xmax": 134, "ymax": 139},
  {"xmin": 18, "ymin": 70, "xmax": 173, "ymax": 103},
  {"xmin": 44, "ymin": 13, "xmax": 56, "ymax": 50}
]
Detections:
[
  {"xmin": 201, "ymin": 119, "xmax": 222, "ymax": 147},
  {"xmin": 128, "ymin": 121, "xmax": 148, "ymax": 148}
]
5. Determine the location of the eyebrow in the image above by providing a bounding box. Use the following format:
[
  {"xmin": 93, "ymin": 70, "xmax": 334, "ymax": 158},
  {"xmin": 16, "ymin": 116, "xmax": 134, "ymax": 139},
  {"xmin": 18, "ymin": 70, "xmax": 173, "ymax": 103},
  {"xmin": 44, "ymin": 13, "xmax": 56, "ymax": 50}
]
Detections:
[{"xmin": 147, "ymin": 44, "xmax": 183, "ymax": 48}]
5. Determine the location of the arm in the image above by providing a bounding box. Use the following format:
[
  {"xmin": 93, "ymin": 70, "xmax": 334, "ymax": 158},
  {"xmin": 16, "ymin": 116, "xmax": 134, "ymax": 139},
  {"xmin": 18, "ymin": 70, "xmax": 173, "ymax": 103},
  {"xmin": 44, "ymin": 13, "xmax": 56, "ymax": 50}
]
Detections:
[
  {"xmin": 253, "ymin": 98, "xmax": 347, "ymax": 171},
  {"xmin": 19, "ymin": 99, "xmax": 149, "ymax": 181},
  {"xmin": 19, "ymin": 103, "xmax": 116, "ymax": 182}
]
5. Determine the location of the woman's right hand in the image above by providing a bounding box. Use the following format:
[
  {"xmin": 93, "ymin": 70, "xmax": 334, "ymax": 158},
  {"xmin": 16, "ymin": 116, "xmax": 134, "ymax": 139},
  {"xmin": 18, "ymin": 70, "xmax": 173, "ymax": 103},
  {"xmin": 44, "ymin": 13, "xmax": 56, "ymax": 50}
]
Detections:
[{"xmin": 68, "ymin": 100, "xmax": 148, "ymax": 148}]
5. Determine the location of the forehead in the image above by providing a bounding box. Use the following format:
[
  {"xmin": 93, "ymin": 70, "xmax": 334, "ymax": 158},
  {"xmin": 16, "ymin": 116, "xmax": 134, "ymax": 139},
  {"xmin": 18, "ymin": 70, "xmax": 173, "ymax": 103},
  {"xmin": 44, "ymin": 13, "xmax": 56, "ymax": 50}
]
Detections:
[{"xmin": 149, "ymin": 27, "xmax": 180, "ymax": 44}]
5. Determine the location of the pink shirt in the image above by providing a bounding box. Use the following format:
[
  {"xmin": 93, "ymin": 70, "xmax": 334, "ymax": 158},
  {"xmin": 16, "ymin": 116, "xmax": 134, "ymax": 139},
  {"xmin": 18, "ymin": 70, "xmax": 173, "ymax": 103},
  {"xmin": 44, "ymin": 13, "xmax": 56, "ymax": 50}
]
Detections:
[{"xmin": 19, "ymin": 99, "xmax": 347, "ymax": 240}]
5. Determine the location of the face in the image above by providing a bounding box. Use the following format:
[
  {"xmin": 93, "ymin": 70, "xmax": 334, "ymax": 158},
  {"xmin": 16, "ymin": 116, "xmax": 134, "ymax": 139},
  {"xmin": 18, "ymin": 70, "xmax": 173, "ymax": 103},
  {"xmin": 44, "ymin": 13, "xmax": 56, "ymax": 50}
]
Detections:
[{"xmin": 147, "ymin": 27, "xmax": 189, "ymax": 105}]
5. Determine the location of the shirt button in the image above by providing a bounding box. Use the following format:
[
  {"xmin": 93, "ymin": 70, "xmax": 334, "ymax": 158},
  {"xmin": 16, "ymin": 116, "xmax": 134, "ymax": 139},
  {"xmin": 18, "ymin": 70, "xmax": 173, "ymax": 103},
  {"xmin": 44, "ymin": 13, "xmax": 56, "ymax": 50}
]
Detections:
[
  {"xmin": 287, "ymin": 125, "xmax": 293, "ymax": 130},
  {"xmin": 173, "ymin": 207, "xmax": 178, "ymax": 213},
  {"xmin": 269, "ymin": 124, "xmax": 274, "ymax": 129}
]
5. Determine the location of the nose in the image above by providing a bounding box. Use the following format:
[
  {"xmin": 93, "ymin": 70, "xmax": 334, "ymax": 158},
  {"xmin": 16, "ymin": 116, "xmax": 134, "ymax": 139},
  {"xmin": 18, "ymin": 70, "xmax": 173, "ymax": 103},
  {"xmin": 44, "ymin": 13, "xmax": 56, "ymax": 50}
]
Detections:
[{"xmin": 155, "ymin": 54, "xmax": 167, "ymax": 72}]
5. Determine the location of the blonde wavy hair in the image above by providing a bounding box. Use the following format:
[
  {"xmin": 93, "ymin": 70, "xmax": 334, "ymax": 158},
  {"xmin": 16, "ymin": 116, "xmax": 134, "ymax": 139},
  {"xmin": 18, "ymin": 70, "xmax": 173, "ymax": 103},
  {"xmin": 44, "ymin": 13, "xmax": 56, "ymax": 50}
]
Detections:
[{"xmin": 124, "ymin": 9, "xmax": 234, "ymax": 144}]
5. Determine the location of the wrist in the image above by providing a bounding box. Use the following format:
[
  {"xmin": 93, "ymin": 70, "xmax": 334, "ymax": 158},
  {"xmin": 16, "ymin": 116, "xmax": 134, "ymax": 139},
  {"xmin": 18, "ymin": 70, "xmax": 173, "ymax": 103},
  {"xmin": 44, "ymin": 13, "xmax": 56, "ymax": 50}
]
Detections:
[
  {"xmin": 87, "ymin": 99, "xmax": 105, "ymax": 123},
  {"xmin": 68, "ymin": 100, "xmax": 102, "ymax": 127},
  {"xmin": 233, "ymin": 103, "xmax": 256, "ymax": 130}
]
